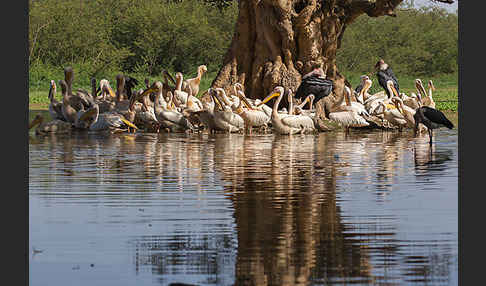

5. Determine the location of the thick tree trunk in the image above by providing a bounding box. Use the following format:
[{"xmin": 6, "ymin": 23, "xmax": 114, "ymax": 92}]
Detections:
[{"xmin": 210, "ymin": 0, "xmax": 405, "ymax": 118}]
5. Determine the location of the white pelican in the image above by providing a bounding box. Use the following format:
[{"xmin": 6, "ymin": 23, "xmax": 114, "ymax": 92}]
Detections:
[
  {"xmin": 366, "ymin": 80, "xmax": 396, "ymax": 115},
  {"xmin": 394, "ymin": 97, "xmax": 428, "ymax": 133},
  {"xmin": 328, "ymin": 86, "xmax": 370, "ymax": 132},
  {"xmin": 74, "ymin": 103, "xmax": 138, "ymax": 132},
  {"xmin": 153, "ymin": 86, "xmax": 195, "ymax": 133},
  {"xmin": 193, "ymin": 95, "xmax": 224, "ymax": 133},
  {"xmin": 29, "ymin": 114, "xmax": 72, "ymax": 135},
  {"xmin": 94, "ymin": 79, "xmax": 118, "ymax": 113},
  {"xmin": 294, "ymin": 94, "xmax": 315, "ymax": 117},
  {"xmin": 60, "ymin": 79, "xmax": 81, "ymax": 123},
  {"xmin": 421, "ymin": 79, "xmax": 436, "ymax": 108},
  {"xmin": 47, "ymin": 80, "xmax": 64, "ymax": 121},
  {"xmin": 234, "ymin": 90, "xmax": 270, "ymax": 134},
  {"xmin": 210, "ymin": 88, "xmax": 244, "ymax": 133},
  {"xmin": 258, "ymin": 86, "xmax": 315, "ymax": 135},
  {"xmin": 380, "ymin": 97, "xmax": 407, "ymax": 131},
  {"xmin": 184, "ymin": 65, "xmax": 207, "ymax": 97}
]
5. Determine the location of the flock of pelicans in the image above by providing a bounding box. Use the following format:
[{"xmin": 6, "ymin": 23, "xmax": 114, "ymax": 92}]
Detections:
[{"xmin": 29, "ymin": 60, "xmax": 454, "ymax": 145}]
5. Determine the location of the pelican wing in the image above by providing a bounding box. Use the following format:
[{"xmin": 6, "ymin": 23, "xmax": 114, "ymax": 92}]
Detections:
[
  {"xmin": 329, "ymin": 111, "xmax": 369, "ymax": 127},
  {"xmin": 240, "ymin": 109, "xmax": 270, "ymax": 127},
  {"xmin": 174, "ymin": 90, "xmax": 188, "ymax": 105},
  {"xmin": 158, "ymin": 110, "xmax": 194, "ymax": 130},
  {"xmin": 281, "ymin": 114, "xmax": 315, "ymax": 129}
]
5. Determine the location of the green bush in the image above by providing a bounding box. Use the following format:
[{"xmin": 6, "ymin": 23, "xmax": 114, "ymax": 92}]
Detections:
[
  {"xmin": 29, "ymin": 0, "xmax": 237, "ymax": 86},
  {"xmin": 337, "ymin": 6, "xmax": 458, "ymax": 76}
]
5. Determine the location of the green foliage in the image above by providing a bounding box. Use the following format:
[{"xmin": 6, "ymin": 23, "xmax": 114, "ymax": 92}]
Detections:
[
  {"xmin": 29, "ymin": 0, "xmax": 237, "ymax": 81},
  {"xmin": 337, "ymin": 6, "xmax": 458, "ymax": 76}
]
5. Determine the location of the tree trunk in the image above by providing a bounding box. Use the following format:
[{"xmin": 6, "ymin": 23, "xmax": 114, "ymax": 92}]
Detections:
[{"xmin": 210, "ymin": 0, "xmax": 405, "ymax": 118}]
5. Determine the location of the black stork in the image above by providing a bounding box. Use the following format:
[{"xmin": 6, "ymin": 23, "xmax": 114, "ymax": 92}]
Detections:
[
  {"xmin": 375, "ymin": 59, "xmax": 399, "ymax": 99},
  {"xmin": 414, "ymin": 106, "xmax": 454, "ymax": 145},
  {"xmin": 294, "ymin": 67, "xmax": 334, "ymax": 103}
]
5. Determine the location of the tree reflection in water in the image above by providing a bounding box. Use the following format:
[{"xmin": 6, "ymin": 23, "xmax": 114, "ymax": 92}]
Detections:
[{"xmin": 29, "ymin": 111, "xmax": 456, "ymax": 286}]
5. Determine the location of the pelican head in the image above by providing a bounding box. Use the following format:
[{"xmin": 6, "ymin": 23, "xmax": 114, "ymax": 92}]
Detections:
[
  {"xmin": 100, "ymin": 79, "xmax": 116, "ymax": 98},
  {"xmin": 415, "ymin": 79, "xmax": 427, "ymax": 99},
  {"xmin": 48, "ymin": 80, "xmax": 56, "ymax": 99},
  {"xmin": 209, "ymin": 88, "xmax": 223, "ymax": 111},
  {"xmin": 137, "ymin": 81, "xmax": 162, "ymax": 100},
  {"xmin": 258, "ymin": 86, "xmax": 285, "ymax": 106},
  {"xmin": 360, "ymin": 75, "xmax": 370, "ymax": 83},
  {"xmin": 236, "ymin": 90, "xmax": 253, "ymax": 109}
]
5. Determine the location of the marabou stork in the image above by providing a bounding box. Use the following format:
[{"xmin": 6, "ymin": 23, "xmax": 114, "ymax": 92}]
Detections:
[
  {"xmin": 294, "ymin": 67, "xmax": 333, "ymax": 103},
  {"xmin": 414, "ymin": 106, "xmax": 454, "ymax": 145},
  {"xmin": 375, "ymin": 59, "xmax": 399, "ymax": 98}
]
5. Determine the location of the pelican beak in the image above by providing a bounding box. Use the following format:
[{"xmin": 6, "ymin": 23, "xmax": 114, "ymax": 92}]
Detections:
[
  {"xmin": 29, "ymin": 116, "xmax": 42, "ymax": 129},
  {"xmin": 210, "ymin": 91, "xmax": 223, "ymax": 111},
  {"xmin": 138, "ymin": 87, "xmax": 158, "ymax": 101},
  {"xmin": 237, "ymin": 92, "xmax": 253, "ymax": 109},
  {"xmin": 257, "ymin": 91, "xmax": 280, "ymax": 107},
  {"xmin": 103, "ymin": 85, "xmax": 116, "ymax": 98},
  {"xmin": 121, "ymin": 117, "xmax": 138, "ymax": 129},
  {"xmin": 390, "ymin": 84, "xmax": 399, "ymax": 97}
]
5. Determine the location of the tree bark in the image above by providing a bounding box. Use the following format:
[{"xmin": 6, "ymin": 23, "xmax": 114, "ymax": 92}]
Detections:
[
  {"xmin": 210, "ymin": 0, "xmax": 454, "ymax": 119},
  {"xmin": 210, "ymin": 0, "xmax": 405, "ymax": 118}
]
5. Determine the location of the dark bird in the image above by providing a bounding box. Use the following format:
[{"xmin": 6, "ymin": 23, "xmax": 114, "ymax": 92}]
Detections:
[
  {"xmin": 120, "ymin": 75, "xmax": 138, "ymax": 100},
  {"xmin": 294, "ymin": 68, "xmax": 333, "ymax": 103},
  {"xmin": 414, "ymin": 106, "xmax": 454, "ymax": 145},
  {"xmin": 375, "ymin": 59, "xmax": 399, "ymax": 98}
]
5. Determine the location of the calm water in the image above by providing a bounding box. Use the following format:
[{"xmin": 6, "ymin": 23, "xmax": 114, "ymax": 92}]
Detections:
[{"xmin": 29, "ymin": 111, "xmax": 458, "ymax": 286}]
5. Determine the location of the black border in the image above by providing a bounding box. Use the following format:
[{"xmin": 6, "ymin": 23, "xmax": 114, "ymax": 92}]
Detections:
[{"xmin": 9, "ymin": 0, "xmax": 28, "ymax": 285}]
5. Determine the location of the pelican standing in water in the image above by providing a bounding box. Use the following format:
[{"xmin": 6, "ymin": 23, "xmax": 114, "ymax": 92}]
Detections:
[
  {"xmin": 152, "ymin": 83, "xmax": 195, "ymax": 133},
  {"xmin": 29, "ymin": 114, "xmax": 72, "ymax": 135},
  {"xmin": 209, "ymin": 88, "xmax": 244, "ymax": 133},
  {"xmin": 47, "ymin": 80, "xmax": 64, "ymax": 121},
  {"xmin": 234, "ymin": 90, "xmax": 270, "ymax": 134},
  {"xmin": 258, "ymin": 86, "xmax": 315, "ymax": 135},
  {"xmin": 328, "ymin": 86, "xmax": 370, "ymax": 133},
  {"xmin": 74, "ymin": 103, "xmax": 138, "ymax": 132}
]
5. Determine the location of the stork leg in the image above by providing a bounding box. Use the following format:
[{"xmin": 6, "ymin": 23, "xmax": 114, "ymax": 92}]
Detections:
[{"xmin": 428, "ymin": 129, "xmax": 433, "ymax": 145}]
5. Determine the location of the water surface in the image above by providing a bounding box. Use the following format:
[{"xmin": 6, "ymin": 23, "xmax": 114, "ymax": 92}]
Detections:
[{"xmin": 29, "ymin": 111, "xmax": 458, "ymax": 286}]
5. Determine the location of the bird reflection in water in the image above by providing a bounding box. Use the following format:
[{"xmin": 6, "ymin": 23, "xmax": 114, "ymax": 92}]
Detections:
[{"xmin": 413, "ymin": 134, "xmax": 453, "ymax": 176}]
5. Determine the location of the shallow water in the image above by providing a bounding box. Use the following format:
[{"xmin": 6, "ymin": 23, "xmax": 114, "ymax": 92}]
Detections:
[{"xmin": 29, "ymin": 111, "xmax": 458, "ymax": 286}]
